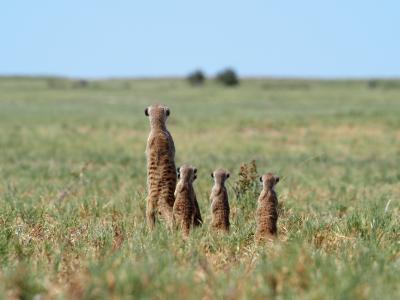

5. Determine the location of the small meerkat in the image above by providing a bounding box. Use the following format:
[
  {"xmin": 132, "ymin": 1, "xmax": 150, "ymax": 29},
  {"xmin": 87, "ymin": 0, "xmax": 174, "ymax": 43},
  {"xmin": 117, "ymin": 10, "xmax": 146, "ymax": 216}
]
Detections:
[
  {"xmin": 144, "ymin": 104, "xmax": 177, "ymax": 230},
  {"xmin": 210, "ymin": 168, "xmax": 230, "ymax": 233},
  {"xmin": 192, "ymin": 173, "xmax": 203, "ymax": 227},
  {"xmin": 255, "ymin": 173, "xmax": 279, "ymax": 243},
  {"xmin": 173, "ymin": 165, "xmax": 197, "ymax": 237}
]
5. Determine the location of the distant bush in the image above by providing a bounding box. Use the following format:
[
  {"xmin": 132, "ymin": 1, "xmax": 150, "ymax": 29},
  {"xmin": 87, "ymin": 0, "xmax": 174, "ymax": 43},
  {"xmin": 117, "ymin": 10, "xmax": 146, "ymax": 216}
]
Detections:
[
  {"xmin": 368, "ymin": 80, "xmax": 378, "ymax": 89},
  {"xmin": 216, "ymin": 68, "xmax": 239, "ymax": 86},
  {"xmin": 72, "ymin": 80, "xmax": 89, "ymax": 89},
  {"xmin": 187, "ymin": 70, "xmax": 205, "ymax": 86}
]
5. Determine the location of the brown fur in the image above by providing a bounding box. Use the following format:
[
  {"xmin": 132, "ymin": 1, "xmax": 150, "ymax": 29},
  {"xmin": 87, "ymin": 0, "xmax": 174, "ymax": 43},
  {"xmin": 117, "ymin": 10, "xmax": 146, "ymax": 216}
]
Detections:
[
  {"xmin": 210, "ymin": 168, "xmax": 230, "ymax": 233},
  {"xmin": 173, "ymin": 165, "xmax": 196, "ymax": 237},
  {"xmin": 145, "ymin": 104, "xmax": 177, "ymax": 230},
  {"xmin": 255, "ymin": 173, "xmax": 279, "ymax": 243}
]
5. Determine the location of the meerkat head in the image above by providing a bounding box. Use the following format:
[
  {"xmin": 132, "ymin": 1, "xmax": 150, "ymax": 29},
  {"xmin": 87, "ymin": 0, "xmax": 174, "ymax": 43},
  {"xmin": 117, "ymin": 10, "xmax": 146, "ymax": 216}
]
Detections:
[
  {"xmin": 211, "ymin": 168, "xmax": 230, "ymax": 185},
  {"xmin": 260, "ymin": 172, "xmax": 279, "ymax": 190},
  {"xmin": 177, "ymin": 164, "xmax": 197, "ymax": 183},
  {"xmin": 144, "ymin": 104, "xmax": 170, "ymax": 128}
]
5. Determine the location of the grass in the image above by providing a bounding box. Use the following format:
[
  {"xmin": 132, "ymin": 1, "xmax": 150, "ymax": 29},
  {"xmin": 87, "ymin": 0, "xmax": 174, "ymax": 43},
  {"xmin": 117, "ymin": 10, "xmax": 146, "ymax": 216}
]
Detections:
[{"xmin": 0, "ymin": 77, "xmax": 399, "ymax": 299}]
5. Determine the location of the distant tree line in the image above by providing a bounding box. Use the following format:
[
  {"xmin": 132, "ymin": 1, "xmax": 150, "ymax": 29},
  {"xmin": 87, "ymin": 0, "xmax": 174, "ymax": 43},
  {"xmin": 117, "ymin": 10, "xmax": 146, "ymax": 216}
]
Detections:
[
  {"xmin": 187, "ymin": 68, "xmax": 239, "ymax": 87},
  {"xmin": 46, "ymin": 69, "xmax": 240, "ymax": 90}
]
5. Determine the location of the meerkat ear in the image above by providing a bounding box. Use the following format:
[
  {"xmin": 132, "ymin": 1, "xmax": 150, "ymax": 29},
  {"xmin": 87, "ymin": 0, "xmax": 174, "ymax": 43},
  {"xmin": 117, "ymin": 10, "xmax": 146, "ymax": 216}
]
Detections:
[
  {"xmin": 166, "ymin": 108, "xmax": 170, "ymax": 116},
  {"xmin": 211, "ymin": 173, "xmax": 214, "ymax": 178},
  {"xmin": 226, "ymin": 173, "xmax": 230, "ymax": 178},
  {"xmin": 194, "ymin": 174, "xmax": 197, "ymax": 180},
  {"xmin": 275, "ymin": 176, "xmax": 280, "ymax": 183},
  {"xmin": 144, "ymin": 108, "xmax": 149, "ymax": 116},
  {"xmin": 193, "ymin": 168, "xmax": 197, "ymax": 174},
  {"xmin": 259, "ymin": 176, "xmax": 263, "ymax": 182},
  {"xmin": 176, "ymin": 167, "xmax": 180, "ymax": 174}
]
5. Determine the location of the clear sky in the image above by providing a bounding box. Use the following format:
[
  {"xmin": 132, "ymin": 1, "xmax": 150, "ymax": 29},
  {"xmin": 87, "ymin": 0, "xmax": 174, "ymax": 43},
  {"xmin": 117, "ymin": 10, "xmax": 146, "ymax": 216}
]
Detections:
[{"xmin": 1, "ymin": 0, "xmax": 399, "ymax": 78}]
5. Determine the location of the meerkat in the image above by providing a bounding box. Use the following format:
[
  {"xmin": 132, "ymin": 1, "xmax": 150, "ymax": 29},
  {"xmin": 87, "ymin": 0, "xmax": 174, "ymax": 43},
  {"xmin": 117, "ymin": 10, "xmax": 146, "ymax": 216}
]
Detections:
[
  {"xmin": 192, "ymin": 172, "xmax": 203, "ymax": 227},
  {"xmin": 210, "ymin": 168, "xmax": 230, "ymax": 233},
  {"xmin": 255, "ymin": 173, "xmax": 280, "ymax": 242},
  {"xmin": 145, "ymin": 104, "xmax": 177, "ymax": 230},
  {"xmin": 173, "ymin": 165, "xmax": 196, "ymax": 237}
]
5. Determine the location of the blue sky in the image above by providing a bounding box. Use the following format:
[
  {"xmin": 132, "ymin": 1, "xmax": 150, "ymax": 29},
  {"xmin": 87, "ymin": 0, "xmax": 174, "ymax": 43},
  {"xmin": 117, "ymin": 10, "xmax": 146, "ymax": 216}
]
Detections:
[{"xmin": 1, "ymin": 0, "xmax": 399, "ymax": 78}]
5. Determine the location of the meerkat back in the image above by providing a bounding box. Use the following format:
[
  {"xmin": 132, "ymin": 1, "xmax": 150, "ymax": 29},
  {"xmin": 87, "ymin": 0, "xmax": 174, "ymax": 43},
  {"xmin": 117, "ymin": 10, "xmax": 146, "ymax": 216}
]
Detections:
[
  {"xmin": 255, "ymin": 173, "xmax": 279, "ymax": 242},
  {"xmin": 144, "ymin": 104, "xmax": 177, "ymax": 230},
  {"xmin": 173, "ymin": 165, "xmax": 196, "ymax": 237},
  {"xmin": 210, "ymin": 168, "xmax": 230, "ymax": 233}
]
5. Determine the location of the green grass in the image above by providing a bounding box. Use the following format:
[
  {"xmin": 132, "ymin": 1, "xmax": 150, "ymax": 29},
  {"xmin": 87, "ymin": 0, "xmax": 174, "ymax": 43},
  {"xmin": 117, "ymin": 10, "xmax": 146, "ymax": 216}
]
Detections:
[{"xmin": 0, "ymin": 77, "xmax": 399, "ymax": 299}]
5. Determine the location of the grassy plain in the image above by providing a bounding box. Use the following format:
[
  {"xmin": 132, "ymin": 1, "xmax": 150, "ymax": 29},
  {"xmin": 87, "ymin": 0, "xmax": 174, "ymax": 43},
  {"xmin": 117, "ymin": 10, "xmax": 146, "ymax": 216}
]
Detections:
[{"xmin": 0, "ymin": 77, "xmax": 399, "ymax": 299}]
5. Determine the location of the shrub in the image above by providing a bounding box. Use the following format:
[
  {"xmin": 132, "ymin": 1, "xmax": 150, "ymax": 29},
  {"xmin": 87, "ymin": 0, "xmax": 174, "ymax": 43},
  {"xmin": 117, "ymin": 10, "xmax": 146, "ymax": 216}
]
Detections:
[
  {"xmin": 72, "ymin": 79, "xmax": 89, "ymax": 89},
  {"xmin": 187, "ymin": 70, "xmax": 205, "ymax": 86},
  {"xmin": 216, "ymin": 68, "xmax": 239, "ymax": 86},
  {"xmin": 233, "ymin": 160, "xmax": 259, "ymax": 200},
  {"xmin": 368, "ymin": 80, "xmax": 378, "ymax": 89}
]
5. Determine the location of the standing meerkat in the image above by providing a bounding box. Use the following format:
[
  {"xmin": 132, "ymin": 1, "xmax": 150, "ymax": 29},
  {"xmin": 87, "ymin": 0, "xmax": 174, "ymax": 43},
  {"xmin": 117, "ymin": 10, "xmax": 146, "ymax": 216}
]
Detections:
[
  {"xmin": 210, "ymin": 168, "xmax": 230, "ymax": 233},
  {"xmin": 173, "ymin": 165, "xmax": 196, "ymax": 237},
  {"xmin": 255, "ymin": 173, "xmax": 280, "ymax": 242},
  {"xmin": 145, "ymin": 104, "xmax": 177, "ymax": 230}
]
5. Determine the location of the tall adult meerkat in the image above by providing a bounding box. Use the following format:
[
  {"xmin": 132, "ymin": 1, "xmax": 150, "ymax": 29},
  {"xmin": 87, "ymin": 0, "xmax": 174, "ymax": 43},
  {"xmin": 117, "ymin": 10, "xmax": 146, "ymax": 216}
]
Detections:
[
  {"xmin": 173, "ymin": 165, "xmax": 196, "ymax": 237},
  {"xmin": 145, "ymin": 104, "xmax": 177, "ymax": 230},
  {"xmin": 210, "ymin": 168, "xmax": 230, "ymax": 233},
  {"xmin": 255, "ymin": 173, "xmax": 279, "ymax": 242}
]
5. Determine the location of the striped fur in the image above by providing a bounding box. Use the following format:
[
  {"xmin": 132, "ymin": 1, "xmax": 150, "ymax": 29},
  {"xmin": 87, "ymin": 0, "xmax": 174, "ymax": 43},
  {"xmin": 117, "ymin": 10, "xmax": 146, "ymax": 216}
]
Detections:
[
  {"xmin": 210, "ymin": 168, "xmax": 230, "ymax": 233},
  {"xmin": 145, "ymin": 104, "xmax": 177, "ymax": 230},
  {"xmin": 173, "ymin": 165, "xmax": 197, "ymax": 237},
  {"xmin": 255, "ymin": 173, "xmax": 279, "ymax": 243}
]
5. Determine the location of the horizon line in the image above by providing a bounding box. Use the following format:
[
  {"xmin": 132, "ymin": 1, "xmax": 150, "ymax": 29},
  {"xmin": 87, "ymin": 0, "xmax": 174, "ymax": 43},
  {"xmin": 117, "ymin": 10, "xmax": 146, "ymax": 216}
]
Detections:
[{"xmin": 1, "ymin": 73, "xmax": 400, "ymax": 81}]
